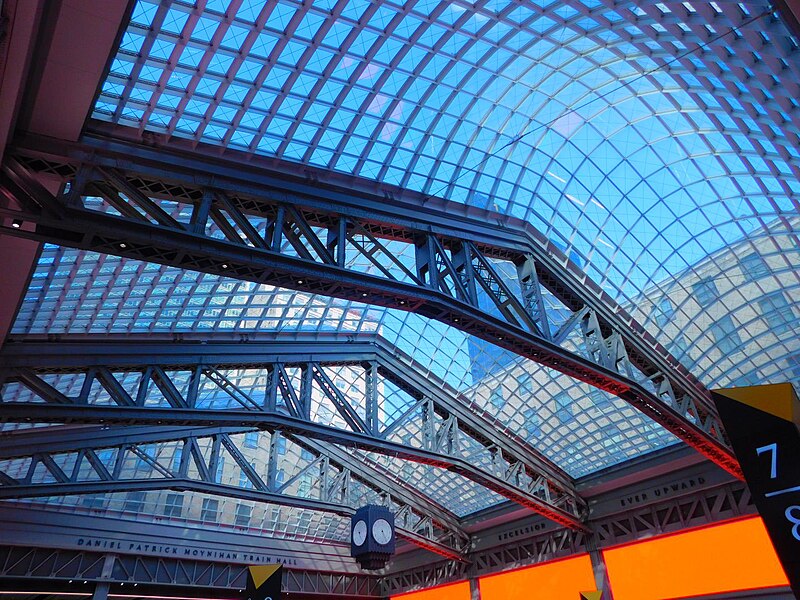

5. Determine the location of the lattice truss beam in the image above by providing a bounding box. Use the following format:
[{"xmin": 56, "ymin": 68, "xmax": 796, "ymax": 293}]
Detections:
[
  {"xmin": 382, "ymin": 478, "xmax": 754, "ymax": 594},
  {"xmin": 0, "ymin": 336, "xmax": 589, "ymax": 556},
  {"xmin": 0, "ymin": 135, "xmax": 739, "ymax": 480},
  {"xmin": 0, "ymin": 545, "xmax": 382, "ymax": 596},
  {"xmin": 0, "ymin": 422, "xmax": 467, "ymax": 561}
]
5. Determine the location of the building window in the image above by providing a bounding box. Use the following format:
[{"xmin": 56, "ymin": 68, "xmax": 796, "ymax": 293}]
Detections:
[
  {"xmin": 786, "ymin": 354, "xmax": 800, "ymax": 380},
  {"xmin": 739, "ymin": 252, "xmax": 769, "ymax": 282},
  {"xmin": 276, "ymin": 436, "xmax": 286, "ymax": 455},
  {"xmin": 489, "ymin": 386, "xmax": 504, "ymax": 410},
  {"xmin": 758, "ymin": 291, "xmax": 795, "ymax": 336},
  {"xmin": 164, "ymin": 493, "xmax": 183, "ymax": 517},
  {"xmin": 517, "ymin": 373, "xmax": 532, "ymax": 396},
  {"xmin": 215, "ymin": 456, "xmax": 225, "ymax": 483},
  {"xmin": 523, "ymin": 406, "xmax": 540, "ymax": 438},
  {"xmin": 82, "ymin": 494, "xmax": 105, "ymax": 510},
  {"xmin": 239, "ymin": 462, "xmax": 256, "ymax": 489},
  {"xmin": 554, "ymin": 392, "xmax": 574, "ymax": 425},
  {"xmin": 653, "ymin": 297, "xmax": 674, "ymax": 327},
  {"xmin": 590, "ymin": 389, "xmax": 611, "ymax": 411},
  {"xmin": 235, "ymin": 503, "xmax": 252, "ymax": 527},
  {"xmin": 124, "ymin": 491, "xmax": 146, "ymax": 513},
  {"xmin": 244, "ymin": 431, "xmax": 259, "ymax": 449},
  {"xmin": 135, "ymin": 447, "xmax": 156, "ymax": 470},
  {"xmin": 670, "ymin": 333, "xmax": 690, "ymax": 360},
  {"xmin": 172, "ymin": 447, "xmax": 183, "ymax": 473},
  {"xmin": 692, "ymin": 277, "xmax": 718, "ymax": 307},
  {"xmin": 201, "ymin": 498, "xmax": 219, "ymax": 522},
  {"xmin": 239, "ymin": 470, "xmax": 252, "ymax": 489},
  {"xmin": 298, "ymin": 472, "xmax": 313, "ymax": 497},
  {"xmin": 710, "ymin": 314, "xmax": 742, "ymax": 355},
  {"xmin": 300, "ymin": 448, "xmax": 315, "ymax": 462}
]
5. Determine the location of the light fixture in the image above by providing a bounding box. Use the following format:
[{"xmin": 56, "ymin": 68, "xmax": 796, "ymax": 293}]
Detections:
[
  {"xmin": 119, "ymin": 243, "xmax": 127, "ymax": 249},
  {"xmin": 11, "ymin": 219, "xmax": 22, "ymax": 229},
  {"xmin": 361, "ymin": 292, "xmax": 368, "ymax": 297},
  {"xmin": 221, "ymin": 263, "xmax": 229, "ymax": 269},
  {"xmin": 297, "ymin": 279, "xmax": 304, "ymax": 284}
]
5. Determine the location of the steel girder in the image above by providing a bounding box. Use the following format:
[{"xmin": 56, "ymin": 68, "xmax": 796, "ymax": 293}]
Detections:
[
  {"xmin": 0, "ymin": 545, "xmax": 382, "ymax": 596},
  {"xmin": 382, "ymin": 478, "xmax": 755, "ymax": 595},
  {"xmin": 0, "ymin": 424, "xmax": 467, "ymax": 560},
  {"xmin": 0, "ymin": 335, "xmax": 585, "ymax": 530},
  {"xmin": 0, "ymin": 135, "xmax": 739, "ymax": 479}
]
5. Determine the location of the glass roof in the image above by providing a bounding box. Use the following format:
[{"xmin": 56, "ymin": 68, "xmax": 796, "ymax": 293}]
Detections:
[
  {"xmin": 92, "ymin": 0, "xmax": 800, "ymax": 304},
  {"xmin": 4, "ymin": 0, "xmax": 800, "ymax": 547}
]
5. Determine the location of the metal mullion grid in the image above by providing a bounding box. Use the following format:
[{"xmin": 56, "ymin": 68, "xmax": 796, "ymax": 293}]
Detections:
[
  {"xmin": 45, "ymin": 251, "xmax": 92, "ymax": 334},
  {"xmin": 288, "ymin": 28, "xmax": 371, "ymax": 164},
  {"xmin": 204, "ymin": 279, "xmax": 245, "ymax": 331},
  {"xmin": 80, "ymin": 254, "xmax": 129, "ymax": 334},
  {"xmin": 395, "ymin": 19, "xmax": 526, "ymax": 190},
  {"xmin": 137, "ymin": 4, "xmax": 215, "ymax": 135},
  {"xmin": 160, "ymin": 0, "xmax": 246, "ymax": 143},
  {"xmin": 239, "ymin": 3, "xmax": 348, "ymax": 158},
  {"xmin": 160, "ymin": 271, "xmax": 198, "ymax": 329},
  {"xmin": 271, "ymin": 3, "xmax": 364, "ymax": 159},
  {"xmin": 449, "ymin": 50, "xmax": 600, "ymax": 201},
  {"xmin": 377, "ymin": 0, "xmax": 529, "ymax": 183},
  {"xmin": 125, "ymin": 264, "xmax": 173, "ymax": 333},
  {"xmin": 148, "ymin": 269, "xmax": 185, "ymax": 329},
  {"xmin": 315, "ymin": 1, "xmax": 400, "ymax": 172},
  {"xmin": 620, "ymin": 0, "xmax": 799, "ymax": 161},
  {"xmin": 108, "ymin": 258, "xmax": 157, "ymax": 333},
  {"xmin": 399, "ymin": 12, "xmax": 643, "ymax": 195},
  {"xmin": 310, "ymin": 3, "xmax": 419, "ymax": 169},
  {"xmin": 251, "ymin": 24, "xmax": 345, "ymax": 162},
  {"xmin": 704, "ymin": 319, "xmax": 800, "ymax": 387},
  {"xmin": 214, "ymin": 2, "xmax": 289, "ymax": 150},
  {"xmin": 111, "ymin": 4, "xmax": 174, "ymax": 125},
  {"xmin": 15, "ymin": 251, "xmax": 66, "ymax": 333}
]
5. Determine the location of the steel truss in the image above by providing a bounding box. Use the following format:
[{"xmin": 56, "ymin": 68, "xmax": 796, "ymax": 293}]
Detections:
[
  {"xmin": 0, "ymin": 335, "xmax": 584, "ymax": 531},
  {"xmin": 0, "ymin": 134, "xmax": 740, "ymax": 479},
  {"xmin": 0, "ymin": 339, "xmax": 593, "ymax": 561},
  {"xmin": 381, "ymin": 479, "xmax": 755, "ymax": 595},
  {"xmin": 0, "ymin": 423, "xmax": 467, "ymax": 560},
  {"xmin": 0, "ymin": 545, "xmax": 381, "ymax": 597}
]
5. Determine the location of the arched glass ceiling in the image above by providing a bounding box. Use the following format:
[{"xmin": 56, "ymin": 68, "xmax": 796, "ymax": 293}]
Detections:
[
  {"xmin": 92, "ymin": 0, "xmax": 800, "ymax": 305},
  {"xmin": 8, "ymin": 0, "xmax": 800, "ymax": 527},
  {"xmin": 11, "ymin": 247, "xmax": 679, "ymax": 482}
]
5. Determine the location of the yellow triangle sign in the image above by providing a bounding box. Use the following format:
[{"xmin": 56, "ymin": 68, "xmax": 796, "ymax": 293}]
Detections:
[
  {"xmin": 579, "ymin": 592, "xmax": 602, "ymax": 600},
  {"xmin": 715, "ymin": 383, "xmax": 798, "ymax": 425},
  {"xmin": 249, "ymin": 564, "xmax": 281, "ymax": 589}
]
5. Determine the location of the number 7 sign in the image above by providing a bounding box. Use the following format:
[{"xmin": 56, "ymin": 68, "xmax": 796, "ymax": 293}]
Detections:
[{"xmin": 713, "ymin": 383, "xmax": 800, "ymax": 597}]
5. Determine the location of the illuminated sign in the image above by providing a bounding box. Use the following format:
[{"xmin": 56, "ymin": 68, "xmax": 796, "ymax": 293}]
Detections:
[
  {"xmin": 603, "ymin": 516, "xmax": 788, "ymax": 600},
  {"xmin": 478, "ymin": 554, "xmax": 597, "ymax": 600},
  {"xmin": 713, "ymin": 383, "xmax": 800, "ymax": 596}
]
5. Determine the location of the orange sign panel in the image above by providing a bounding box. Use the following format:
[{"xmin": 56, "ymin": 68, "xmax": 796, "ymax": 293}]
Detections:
[
  {"xmin": 603, "ymin": 516, "xmax": 789, "ymax": 600},
  {"xmin": 479, "ymin": 554, "xmax": 596, "ymax": 600},
  {"xmin": 391, "ymin": 580, "xmax": 470, "ymax": 600}
]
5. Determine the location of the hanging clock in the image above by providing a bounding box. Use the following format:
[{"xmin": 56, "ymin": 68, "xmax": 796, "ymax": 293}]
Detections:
[{"xmin": 350, "ymin": 505, "xmax": 395, "ymax": 570}]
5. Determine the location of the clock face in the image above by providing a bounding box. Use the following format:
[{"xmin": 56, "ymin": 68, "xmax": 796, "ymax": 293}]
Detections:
[
  {"xmin": 352, "ymin": 520, "xmax": 367, "ymax": 546},
  {"xmin": 372, "ymin": 518, "xmax": 393, "ymax": 545}
]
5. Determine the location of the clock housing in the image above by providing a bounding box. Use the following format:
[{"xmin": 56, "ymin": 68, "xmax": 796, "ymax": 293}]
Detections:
[{"xmin": 349, "ymin": 505, "xmax": 395, "ymax": 570}]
